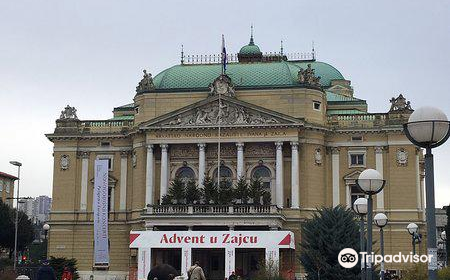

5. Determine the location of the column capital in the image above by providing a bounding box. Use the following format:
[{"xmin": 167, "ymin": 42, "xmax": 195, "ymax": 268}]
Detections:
[
  {"xmin": 375, "ymin": 146, "xmax": 384, "ymax": 154},
  {"xmin": 146, "ymin": 144, "xmax": 154, "ymax": 150},
  {"xmin": 160, "ymin": 144, "xmax": 169, "ymax": 151},
  {"xmin": 290, "ymin": 141, "xmax": 299, "ymax": 149},
  {"xmin": 275, "ymin": 141, "xmax": 283, "ymax": 149},
  {"xmin": 331, "ymin": 147, "xmax": 340, "ymax": 154},
  {"xmin": 77, "ymin": 151, "xmax": 90, "ymax": 159},
  {"xmin": 120, "ymin": 150, "xmax": 129, "ymax": 158},
  {"xmin": 198, "ymin": 143, "xmax": 206, "ymax": 150},
  {"xmin": 236, "ymin": 142, "xmax": 245, "ymax": 150}
]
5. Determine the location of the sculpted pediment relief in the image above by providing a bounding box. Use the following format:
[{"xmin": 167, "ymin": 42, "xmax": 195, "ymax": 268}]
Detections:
[{"xmin": 141, "ymin": 96, "xmax": 301, "ymax": 129}]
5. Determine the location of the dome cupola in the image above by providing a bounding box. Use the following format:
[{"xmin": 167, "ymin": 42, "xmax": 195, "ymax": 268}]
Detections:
[{"xmin": 238, "ymin": 26, "xmax": 263, "ymax": 62}]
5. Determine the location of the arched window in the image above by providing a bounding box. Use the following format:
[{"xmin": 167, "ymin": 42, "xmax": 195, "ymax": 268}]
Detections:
[
  {"xmin": 251, "ymin": 166, "xmax": 272, "ymax": 190},
  {"xmin": 176, "ymin": 167, "xmax": 195, "ymax": 182},
  {"xmin": 213, "ymin": 166, "xmax": 233, "ymax": 184}
]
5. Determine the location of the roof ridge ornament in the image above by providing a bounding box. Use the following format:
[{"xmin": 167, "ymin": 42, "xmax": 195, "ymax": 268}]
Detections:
[
  {"xmin": 389, "ymin": 94, "xmax": 413, "ymax": 113},
  {"xmin": 297, "ymin": 64, "xmax": 321, "ymax": 88},
  {"xmin": 136, "ymin": 70, "xmax": 155, "ymax": 93},
  {"xmin": 209, "ymin": 74, "xmax": 235, "ymax": 98}
]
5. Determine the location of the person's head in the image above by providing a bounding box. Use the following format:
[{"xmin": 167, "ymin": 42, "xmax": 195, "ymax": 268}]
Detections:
[
  {"xmin": 231, "ymin": 271, "xmax": 235, "ymax": 275},
  {"xmin": 194, "ymin": 261, "xmax": 200, "ymax": 266},
  {"xmin": 42, "ymin": 259, "xmax": 49, "ymax": 266}
]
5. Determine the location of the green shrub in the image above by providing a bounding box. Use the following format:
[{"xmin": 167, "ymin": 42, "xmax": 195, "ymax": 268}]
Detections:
[
  {"xmin": 438, "ymin": 267, "xmax": 450, "ymax": 280},
  {"xmin": 402, "ymin": 263, "xmax": 427, "ymax": 280},
  {"xmin": 49, "ymin": 256, "xmax": 80, "ymax": 280}
]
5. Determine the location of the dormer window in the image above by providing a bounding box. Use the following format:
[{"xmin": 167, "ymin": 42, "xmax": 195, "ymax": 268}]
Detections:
[{"xmin": 313, "ymin": 101, "xmax": 321, "ymax": 111}]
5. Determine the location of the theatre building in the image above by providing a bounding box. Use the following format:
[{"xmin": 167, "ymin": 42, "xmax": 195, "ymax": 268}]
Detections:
[{"xmin": 46, "ymin": 34, "xmax": 425, "ymax": 280}]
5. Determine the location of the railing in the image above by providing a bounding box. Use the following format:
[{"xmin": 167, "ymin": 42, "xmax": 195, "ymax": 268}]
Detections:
[
  {"xmin": 55, "ymin": 119, "xmax": 134, "ymax": 134},
  {"xmin": 147, "ymin": 204, "xmax": 281, "ymax": 215},
  {"xmin": 327, "ymin": 113, "xmax": 389, "ymax": 128},
  {"xmin": 181, "ymin": 52, "xmax": 314, "ymax": 65}
]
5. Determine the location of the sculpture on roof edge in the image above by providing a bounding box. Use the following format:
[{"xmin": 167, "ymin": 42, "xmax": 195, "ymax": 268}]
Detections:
[
  {"xmin": 59, "ymin": 105, "xmax": 78, "ymax": 120},
  {"xmin": 298, "ymin": 64, "xmax": 321, "ymax": 87},
  {"xmin": 136, "ymin": 70, "xmax": 155, "ymax": 93},
  {"xmin": 389, "ymin": 94, "xmax": 413, "ymax": 113},
  {"xmin": 209, "ymin": 74, "xmax": 235, "ymax": 97}
]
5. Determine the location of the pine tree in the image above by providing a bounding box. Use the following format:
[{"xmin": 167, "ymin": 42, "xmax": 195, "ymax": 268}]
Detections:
[
  {"xmin": 167, "ymin": 176, "xmax": 186, "ymax": 204},
  {"xmin": 218, "ymin": 179, "xmax": 234, "ymax": 204},
  {"xmin": 185, "ymin": 179, "xmax": 201, "ymax": 204},
  {"xmin": 249, "ymin": 178, "xmax": 264, "ymax": 205},
  {"xmin": 202, "ymin": 175, "xmax": 218, "ymax": 204},
  {"xmin": 299, "ymin": 206, "xmax": 361, "ymax": 280},
  {"xmin": 234, "ymin": 177, "xmax": 249, "ymax": 204}
]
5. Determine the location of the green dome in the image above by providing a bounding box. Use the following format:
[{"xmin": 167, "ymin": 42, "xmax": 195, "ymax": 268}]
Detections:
[
  {"xmin": 239, "ymin": 43, "xmax": 262, "ymax": 55},
  {"xmin": 151, "ymin": 61, "xmax": 345, "ymax": 92}
]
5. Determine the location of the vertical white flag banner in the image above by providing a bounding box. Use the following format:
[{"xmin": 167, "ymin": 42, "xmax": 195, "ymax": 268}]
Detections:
[{"xmin": 94, "ymin": 159, "xmax": 109, "ymax": 265}]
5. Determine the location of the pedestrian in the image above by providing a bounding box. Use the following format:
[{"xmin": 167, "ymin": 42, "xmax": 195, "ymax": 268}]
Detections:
[
  {"xmin": 62, "ymin": 266, "xmax": 73, "ymax": 280},
  {"xmin": 188, "ymin": 261, "xmax": 206, "ymax": 280},
  {"xmin": 36, "ymin": 259, "xmax": 57, "ymax": 280},
  {"xmin": 228, "ymin": 271, "xmax": 237, "ymax": 280}
]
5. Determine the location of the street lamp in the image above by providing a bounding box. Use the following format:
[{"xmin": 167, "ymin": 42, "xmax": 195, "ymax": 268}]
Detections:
[
  {"xmin": 9, "ymin": 160, "xmax": 22, "ymax": 272},
  {"xmin": 353, "ymin": 197, "xmax": 368, "ymax": 280},
  {"xmin": 374, "ymin": 213, "xmax": 388, "ymax": 280},
  {"xmin": 403, "ymin": 106, "xmax": 450, "ymax": 280},
  {"xmin": 407, "ymin": 223, "xmax": 421, "ymax": 255},
  {"xmin": 442, "ymin": 231, "xmax": 447, "ymax": 267},
  {"xmin": 356, "ymin": 169, "xmax": 386, "ymax": 280},
  {"xmin": 43, "ymin": 223, "xmax": 50, "ymax": 259}
]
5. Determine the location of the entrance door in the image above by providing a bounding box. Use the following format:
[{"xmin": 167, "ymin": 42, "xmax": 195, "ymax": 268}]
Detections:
[
  {"xmin": 152, "ymin": 248, "xmax": 182, "ymax": 274},
  {"xmin": 191, "ymin": 248, "xmax": 225, "ymax": 280},
  {"xmin": 235, "ymin": 249, "xmax": 265, "ymax": 279}
]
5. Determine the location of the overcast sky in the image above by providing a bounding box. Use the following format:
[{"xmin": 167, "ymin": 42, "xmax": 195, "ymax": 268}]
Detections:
[{"xmin": 1, "ymin": 0, "xmax": 449, "ymax": 207}]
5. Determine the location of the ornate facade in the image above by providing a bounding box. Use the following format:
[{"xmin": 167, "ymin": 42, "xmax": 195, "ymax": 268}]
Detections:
[{"xmin": 46, "ymin": 36, "xmax": 425, "ymax": 279}]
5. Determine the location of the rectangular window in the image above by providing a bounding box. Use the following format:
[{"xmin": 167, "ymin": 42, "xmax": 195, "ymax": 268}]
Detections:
[
  {"xmin": 348, "ymin": 149, "xmax": 366, "ymax": 168},
  {"xmin": 313, "ymin": 101, "xmax": 321, "ymax": 111},
  {"xmin": 100, "ymin": 141, "xmax": 111, "ymax": 147},
  {"xmin": 351, "ymin": 135, "xmax": 363, "ymax": 142},
  {"xmin": 350, "ymin": 184, "xmax": 365, "ymax": 206},
  {"xmin": 350, "ymin": 154, "xmax": 365, "ymax": 166},
  {"xmin": 96, "ymin": 155, "xmax": 114, "ymax": 171},
  {"xmin": 5, "ymin": 181, "xmax": 10, "ymax": 193}
]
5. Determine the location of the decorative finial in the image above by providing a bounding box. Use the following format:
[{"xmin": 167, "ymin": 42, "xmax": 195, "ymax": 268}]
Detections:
[
  {"xmin": 59, "ymin": 105, "xmax": 78, "ymax": 120},
  {"xmin": 280, "ymin": 40, "xmax": 284, "ymax": 56},
  {"xmin": 312, "ymin": 41, "xmax": 315, "ymax": 60},
  {"xmin": 181, "ymin": 44, "xmax": 184, "ymax": 64},
  {"xmin": 249, "ymin": 24, "xmax": 254, "ymax": 45}
]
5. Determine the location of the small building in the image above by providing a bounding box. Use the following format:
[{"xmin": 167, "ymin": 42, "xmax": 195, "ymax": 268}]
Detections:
[{"xmin": 0, "ymin": 171, "xmax": 17, "ymax": 207}]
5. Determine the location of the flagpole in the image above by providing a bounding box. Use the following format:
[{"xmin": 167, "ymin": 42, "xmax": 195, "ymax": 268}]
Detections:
[{"xmin": 217, "ymin": 35, "xmax": 225, "ymax": 189}]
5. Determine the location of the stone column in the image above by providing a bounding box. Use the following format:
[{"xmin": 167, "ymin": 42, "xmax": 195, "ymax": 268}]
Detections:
[
  {"xmin": 198, "ymin": 143, "xmax": 206, "ymax": 187},
  {"xmin": 332, "ymin": 147, "xmax": 340, "ymax": 207},
  {"xmin": 160, "ymin": 144, "xmax": 169, "ymax": 202},
  {"xmin": 79, "ymin": 151, "xmax": 90, "ymax": 211},
  {"xmin": 375, "ymin": 147, "xmax": 384, "ymax": 210},
  {"xmin": 236, "ymin": 143, "xmax": 245, "ymax": 179},
  {"xmin": 120, "ymin": 151, "xmax": 128, "ymax": 211},
  {"xmin": 275, "ymin": 142, "xmax": 284, "ymax": 208},
  {"xmin": 290, "ymin": 142, "xmax": 299, "ymax": 209},
  {"xmin": 145, "ymin": 144, "xmax": 154, "ymax": 207}
]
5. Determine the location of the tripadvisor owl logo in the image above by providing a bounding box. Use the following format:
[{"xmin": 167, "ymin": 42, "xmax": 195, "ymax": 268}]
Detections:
[{"xmin": 338, "ymin": 248, "xmax": 359, "ymax": 268}]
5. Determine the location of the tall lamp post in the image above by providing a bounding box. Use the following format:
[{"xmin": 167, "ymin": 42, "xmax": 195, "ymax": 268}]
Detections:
[
  {"xmin": 9, "ymin": 160, "xmax": 22, "ymax": 272},
  {"xmin": 356, "ymin": 169, "xmax": 386, "ymax": 280},
  {"xmin": 43, "ymin": 223, "xmax": 50, "ymax": 260},
  {"xmin": 353, "ymin": 197, "xmax": 368, "ymax": 280},
  {"xmin": 442, "ymin": 231, "xmax": 447, "ymax": 267},
  {"xmin": 407, "ymin": 223, "xmax": 420, "ymax": 255},
  {"xmin": 374, "ymin": 213, "xmax": 388, "ymax": 280},
  {"xmin": 403, "ymin": 106, "xmax": 450, "ymax": 280}
]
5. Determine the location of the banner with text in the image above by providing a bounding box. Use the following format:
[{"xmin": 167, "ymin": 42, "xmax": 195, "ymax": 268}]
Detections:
[{"xmin": 93, "ymin": 159, "xmax": 109, "ymax": 265}]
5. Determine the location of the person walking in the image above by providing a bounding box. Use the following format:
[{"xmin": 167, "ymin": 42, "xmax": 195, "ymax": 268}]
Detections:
[
  {"xmin": 188, "ymin": 261, "xmax": 206, "ymax": 280},
  {"xmin": 61, "ymin": 266, "xmax": 73, "ymax": 280},
  {"xmin": 228, "ymin": 271, "xmax": 237, "ymax": 280},
  {"xmin": 36, "ymin": 260, "xmax": 57, "ymax": 280}
]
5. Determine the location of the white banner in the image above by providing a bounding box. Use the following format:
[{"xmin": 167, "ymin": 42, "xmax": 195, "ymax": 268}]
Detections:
[{"xmin": 93, "ymin": 159, "xmax": 109, "ymax": 265}]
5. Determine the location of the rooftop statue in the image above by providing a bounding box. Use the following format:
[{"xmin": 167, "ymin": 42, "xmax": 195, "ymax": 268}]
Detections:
[
  {"xmin": 59, "ymin": 105, "xmax": 78, "ymax": 120},
  {"xmin": 136, "ymin": 70, "xmax": 155, "ymax": 93},
  {"xmin": 389, "ymin": 94, "xmax": 413, "ymax": 113},
  {"xmin": 298, "ymin": 64, "xmax": 321, "ymax": 87}
]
